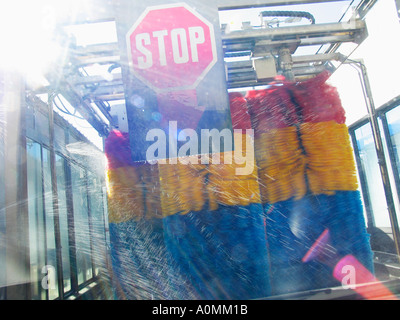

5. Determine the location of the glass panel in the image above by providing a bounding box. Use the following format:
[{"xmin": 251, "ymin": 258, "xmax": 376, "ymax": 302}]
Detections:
[
  {"xmin": 70, "ymin": 164, "xmax": 93, "ymax": 285},
  {"xmin": 35, "ymin": 111, "xmax": 50, "ymax": 145},
  {"xmin": 355, "ymin": 123, "xmax": 391, "ymax": 228},
  {"xmin": 87, "ymin": 172, "xmax": 106, "ymax": 276},
  {"xmin": 26, "ymin": 139, "xmax": 46, "ymax": 300},
  {"xmin": 385, "ymin": 105, "xmax": 400, "ymax": 224},
  {"xmin": 67, "ymin": 133, "xmax": 85, "ymax": 166},
  {"xmin": 349, "ymin": 136, "xmax": 369, "ymax": 224},
  {"xmin": 54, "ymin": 123, "xmax": 66, "ymax": 154},
  {"xmin": 55, "ymin": 155, "xmax": 71, "ymax": 293},
  {"xmin": 41, "ymin": 147, "xmax": 59, "ymax": 299}
]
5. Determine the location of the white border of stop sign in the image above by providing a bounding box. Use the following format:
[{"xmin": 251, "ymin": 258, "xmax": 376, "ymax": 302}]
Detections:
[{"xmin": 126, "ymin": 2, "xmax": 218, "ymax": 93}]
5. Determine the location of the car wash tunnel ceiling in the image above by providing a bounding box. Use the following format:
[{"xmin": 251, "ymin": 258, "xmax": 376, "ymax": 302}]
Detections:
[{"xmin": 27, "ymin": 0, "xmax": 376, "ymax": 138}]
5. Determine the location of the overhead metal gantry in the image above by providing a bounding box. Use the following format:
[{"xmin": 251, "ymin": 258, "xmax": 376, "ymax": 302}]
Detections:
[
  {"xmin": 30, "ymin": 0, "xmax": 375, "ymax": 135},
  {"xmin": 65, "ymin": 19, "xmax": 366, "ymax": 91},
  {"xmin": 223, "ymin": 19, "xmax": 366, "ymax": 87}
]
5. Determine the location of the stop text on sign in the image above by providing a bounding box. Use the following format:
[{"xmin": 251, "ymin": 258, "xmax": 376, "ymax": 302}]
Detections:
[
  {"xmin": 136, "ymin": 26, "xmax": 205, "ymax": 69},
  {"xmin": 126, "ymin": 3, "xmax": 217, "ymax": 91}
]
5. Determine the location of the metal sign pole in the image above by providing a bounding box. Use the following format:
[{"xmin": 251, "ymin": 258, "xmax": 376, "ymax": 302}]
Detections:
[{"xmin": 113, "ymin": 0, "xmax": 232, "ymax": 162}]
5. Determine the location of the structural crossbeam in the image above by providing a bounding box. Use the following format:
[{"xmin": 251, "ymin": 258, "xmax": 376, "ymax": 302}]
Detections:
[{"xmin": 217, "ymin": 0, "xmax": 349, "ymax": 10}]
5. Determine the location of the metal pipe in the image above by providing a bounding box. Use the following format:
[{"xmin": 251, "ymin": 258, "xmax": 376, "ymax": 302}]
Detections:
[
  {"xmin": 291, "ymin": 52, "xmax": 343, "ymax": 63},
  {"xmin": 48, "ymin": 93, "xmax": 65, "ymax": 299},
  {"xmin": 64, "ymin": 145, "xmax": 79, "ymax": 295},
  {"xmin": 346, "ymin": 59, "xmax": 400, "ymax": 262},
  {"xmin": 221, "ymin": 20, "xmax": 366, "ymax": 42}
]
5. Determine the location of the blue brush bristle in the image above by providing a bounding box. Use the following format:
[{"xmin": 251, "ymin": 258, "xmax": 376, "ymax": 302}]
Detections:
[
  {"xmin": 265, "ymin": 191, "xmax": 374, "ymax": 296},
  {"xmin": 163, "ymin": 203, "xmax": 271, "ymax": 299}
]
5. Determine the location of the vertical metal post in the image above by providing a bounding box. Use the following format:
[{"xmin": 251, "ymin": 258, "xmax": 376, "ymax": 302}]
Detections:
[
  {"xmin": 84, "ymin": 170, "xmax": 97, "ymax": 281},
  {"xmin": 0, "ymin": 73, "xmax": 6, "ymax": 300},
  {"xmin": 48, "ymin": 93, "xmax": 65, "ymax": 299},
  {"xmin": 347, "ymin": 59, "xmax": 400, "ymax": 262},
  {"xmin": 114, "ymin": 0, "xmax": 232, "ymax": 162},
  {"xmin": 3, "ymin": 70, "xmax": 30, "ymax": 299},
  {"xmin": 39, "ymin": 144, "xmax": 48, "ymax": 300},
  {"xmin": 64, "ymin": 131, "xmax": 79, "ymax": 295}
]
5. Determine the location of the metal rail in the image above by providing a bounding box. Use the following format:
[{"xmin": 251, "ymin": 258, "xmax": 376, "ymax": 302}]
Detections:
[
  {"xmin": 222, "ymin": 20, "xmax": 367, "ymax": 42},
  {"xmin": 217, "ymin": 0, "xmax": 349, "ymax": 10}
]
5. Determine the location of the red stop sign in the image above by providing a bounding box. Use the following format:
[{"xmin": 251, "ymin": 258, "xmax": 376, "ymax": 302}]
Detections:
[{"xmin": 126, "ymin": 3, "xmax": 217, "ymax": 92}]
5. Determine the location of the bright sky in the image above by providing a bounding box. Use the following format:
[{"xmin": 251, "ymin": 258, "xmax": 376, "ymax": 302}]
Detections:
[{"xmin": 330, "ymin": 0, "xmax": 400, "ymax": 126}]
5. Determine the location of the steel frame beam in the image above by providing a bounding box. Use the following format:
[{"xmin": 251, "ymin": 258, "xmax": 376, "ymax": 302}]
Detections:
[
  {"xmin": 217, "ymin": 0, "xmax": 349, "ymax": 10},
  {"xmin": 57, "ymin": 81, "xmax": 110, "ymax": 137},
  {"xmin": 222, "ymin": 20, "xmax": 366, "ymax": 42}
]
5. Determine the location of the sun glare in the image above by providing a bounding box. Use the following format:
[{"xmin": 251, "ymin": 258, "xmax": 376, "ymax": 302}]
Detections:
[{"xmin": 0, "ymin": 1, "xmax": 61, "ymax": 88}]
